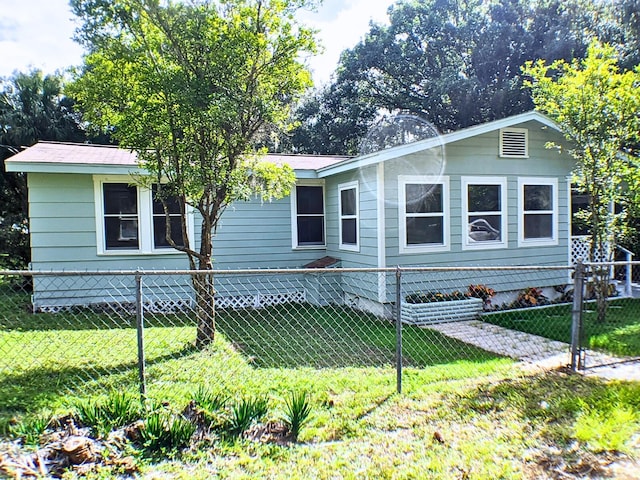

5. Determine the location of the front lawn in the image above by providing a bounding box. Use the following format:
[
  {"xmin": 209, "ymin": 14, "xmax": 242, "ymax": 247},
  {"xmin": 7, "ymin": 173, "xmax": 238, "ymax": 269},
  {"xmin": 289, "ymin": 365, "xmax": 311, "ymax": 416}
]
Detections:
[
  {"xmin": 2, "ymin": 286, "xmax": 639, "ymax": 479},
  {"xmin": 483, "ymin": 298, "xmax": 640, "ymax": 356}
]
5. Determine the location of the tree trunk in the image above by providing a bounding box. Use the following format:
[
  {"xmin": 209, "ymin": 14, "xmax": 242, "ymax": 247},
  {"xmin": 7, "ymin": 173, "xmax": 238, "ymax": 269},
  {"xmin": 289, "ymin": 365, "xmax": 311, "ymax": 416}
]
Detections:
[{"xmin": 194, "ymin": 269, "xmax": 216, "ymax": 348}]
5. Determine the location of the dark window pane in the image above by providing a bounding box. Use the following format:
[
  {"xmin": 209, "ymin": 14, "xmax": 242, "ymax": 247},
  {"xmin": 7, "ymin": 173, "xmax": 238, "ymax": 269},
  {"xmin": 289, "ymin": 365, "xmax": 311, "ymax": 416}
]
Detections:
[
  {"xmin": 406, "ymin": 184, "xmax": 442, "ymax": 214},
  {"xmin": 341, "ymin": 218, "xmax": 357, "ymax": 245},
  {"xmin": 297, "ymin": 216, "xmax": 324, "ymax": 245},
  {"xmin": 340, "ymin": 188, "xmax": 356, "ymax": 216},
  {"xmin": 524, "ymin": 185, "xmax": 552, "ymax": 210},
  {"xmin": 153, "ymin": 216, "xmax": 184, "ymax": 248},
  {"xmin": 468, "ymin": 185, "xmax": 500, "ymax": 212},
  {"xmin": 297, "ymin": 186, "xmax": 324, "ymax": 215},
  {"xmin": 104, "ymin": 183, "xmax": 137, "ymax": 214},
  {"xmin": 105, "ymin": 217, "xmax": 139, "ymax": 249},
  {"xmin": 152, "ymin": 184, "xmax": 181, "ymax": 214},
  {"xmin": 524, "ymin": 214, "xmax": 553, "ymax": 239},
  {"xmin": 468, "ymin": 215, "xmax": 501, "ymax": 242},
  {"xmin": 406, "ymin": 217, "xmax": 443, "ymax": 245}
]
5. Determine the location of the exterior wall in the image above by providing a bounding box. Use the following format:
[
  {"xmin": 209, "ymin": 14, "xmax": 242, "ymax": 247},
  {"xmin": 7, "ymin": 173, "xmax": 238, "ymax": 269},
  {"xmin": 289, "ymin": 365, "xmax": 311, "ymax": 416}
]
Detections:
[
  {"xmin": 324, "ymin": 167, "xmax": 381, "ymax": 304},
  {"xmin": 381, "ymin": 120, "xmax": 575, "ymax": 302},
  {"xmin": 27, "ymin": 172, "xmax": 326, "ymax": 309}
]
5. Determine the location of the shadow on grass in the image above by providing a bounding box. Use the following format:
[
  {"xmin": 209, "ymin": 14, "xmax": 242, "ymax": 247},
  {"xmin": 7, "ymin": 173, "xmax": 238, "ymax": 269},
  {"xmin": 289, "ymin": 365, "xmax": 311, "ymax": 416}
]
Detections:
[
  {"xmin": 216, "ymin": 304, "xmax": 499, "ymax": 369},
  {"xmin": 0, "ymin": 343, "xmax": 201, "ymax": 416}
]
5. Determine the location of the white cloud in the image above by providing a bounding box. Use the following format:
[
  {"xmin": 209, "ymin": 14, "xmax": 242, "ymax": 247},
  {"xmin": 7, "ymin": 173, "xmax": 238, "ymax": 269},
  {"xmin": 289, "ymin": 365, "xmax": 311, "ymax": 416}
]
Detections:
[
  {"xmin": 298, "ymin": 0, "xmax": 393, "ymax": 86},
  {"xmin": 0, "ymin": 0, "xmax": 84, "ymax": 77},
  {"xmin": 0, "ymin": 0, "xmax": 394, "ymax": 83}
]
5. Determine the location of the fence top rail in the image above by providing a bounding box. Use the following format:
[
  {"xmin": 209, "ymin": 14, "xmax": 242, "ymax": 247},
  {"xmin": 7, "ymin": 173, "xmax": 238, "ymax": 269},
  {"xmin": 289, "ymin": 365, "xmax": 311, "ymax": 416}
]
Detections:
[{"xmin": 0, "ymin": 265, "xmax": 575, "ymax": 277}]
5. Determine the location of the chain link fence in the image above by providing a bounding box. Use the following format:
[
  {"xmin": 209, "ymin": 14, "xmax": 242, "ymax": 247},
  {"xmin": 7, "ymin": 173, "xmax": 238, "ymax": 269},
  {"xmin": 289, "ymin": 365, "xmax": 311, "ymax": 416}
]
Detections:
[{"xmin": 1, "ymin": 264, "xmax": 639, "ymax": 410}]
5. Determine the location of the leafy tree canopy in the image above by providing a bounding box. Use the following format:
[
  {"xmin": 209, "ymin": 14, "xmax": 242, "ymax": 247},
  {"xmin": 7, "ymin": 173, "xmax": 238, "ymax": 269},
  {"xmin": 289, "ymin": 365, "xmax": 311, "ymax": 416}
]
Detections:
[
  {"xmin": 68, "ymin": 0, "xmax": 317, "ymax": 346},
  {"xmin": 0, "ymin": 70, "xmax": 86, "ymax": 269},
  {"xmin": 286, "ymin": 0, "xmax": 640, "ymax": 155},
  {"xmin": 523, "ymin": 42, "xmax": 640, "ymax": 321}
]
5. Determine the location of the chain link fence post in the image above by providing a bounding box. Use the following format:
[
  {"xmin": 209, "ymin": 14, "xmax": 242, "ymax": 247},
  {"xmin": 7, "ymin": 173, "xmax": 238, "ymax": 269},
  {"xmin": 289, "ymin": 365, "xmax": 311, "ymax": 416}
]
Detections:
[
  {"xmin": 135, "ymin": 272, "xmax": 147, "ymax": 401},
  {"xmin": 571, "ymin": 262, "xmax": 585, "ymax": 371},
  {"xmin": 395, "ymin": 266, "xmax": 403, "ymax": 394}
]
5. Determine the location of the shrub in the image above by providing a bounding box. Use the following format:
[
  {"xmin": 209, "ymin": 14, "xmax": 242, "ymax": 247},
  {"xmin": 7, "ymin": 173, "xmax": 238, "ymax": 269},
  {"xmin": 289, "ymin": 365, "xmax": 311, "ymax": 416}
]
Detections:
[
  {"xmin": 515, "ymin": 287, "xmax": 548, "ymax": 308},
  {"xmin": 405, "ymin": 291, "xmax": 469, "ymax": 304},
  {"xmin": 467, "ymin": 284, "xmax": 496, "ymax": 302}
]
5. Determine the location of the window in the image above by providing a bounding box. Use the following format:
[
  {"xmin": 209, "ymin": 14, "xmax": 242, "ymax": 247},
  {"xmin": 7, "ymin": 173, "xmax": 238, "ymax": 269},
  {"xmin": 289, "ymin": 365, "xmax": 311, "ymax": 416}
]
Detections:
[
  {"xmin": 103, "ymin": 183, "xmax": 139, "ymax": 250},
  {"xmin": 152, "ymin": 185, "xmax": 184, "ymax": 248},
  {"xmin": 339, "ymin": 181, "xmax": 359, "ymax": 251},
  {"xmin": 292, "ymin": 183, "xmax": 325, "ymax": 248},
  {"xmin": 94, "ymin": 176, "xmax": 191, "ymax": 255},
  {"xmin": 462, "ymin": 177, "xmax": 507, "ymax": 250},
  {"xmin": 518, "ymin": 177, "xmax": 558, "ymax": 246},
  {"xmin": 500, "ymin": 128, "xmax": 528, "ymax": 158},
  {"xmin": 399, "ymin": 176, "xmax": 449, "ymax": 253}
]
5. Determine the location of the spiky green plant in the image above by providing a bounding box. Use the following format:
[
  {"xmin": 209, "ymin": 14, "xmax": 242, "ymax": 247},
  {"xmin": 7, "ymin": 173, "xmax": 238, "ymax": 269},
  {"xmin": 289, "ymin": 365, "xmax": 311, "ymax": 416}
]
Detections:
[
  {"xmin": 9, "ymin": 414, "xmax": 51, "ymax": 446},
  {"xmin": 74, "ymin": 390, "xmax": 141, "ymax": 437},
  {"xmin": 139, "ymin": 409, "xmax": 196, "ymax": 453},
  {"xmin": 282, "ymin": 391, "xmax": 312, "ymax": 441},
  {"xmin": 226, "ymin": 396, "xmax": 269, "ymax": 438}
]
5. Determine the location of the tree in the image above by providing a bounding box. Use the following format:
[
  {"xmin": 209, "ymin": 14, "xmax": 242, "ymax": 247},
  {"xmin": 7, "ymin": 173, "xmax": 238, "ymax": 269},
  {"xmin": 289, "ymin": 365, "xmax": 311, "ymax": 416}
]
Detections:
[
  {"xmin": 288, "ymin": 0, "xmax": 634, "ymax": 155},
  {"xmin": 523, "ymin": 42, "xmax": 640, "ymax": 322},
  {"xmin": 0, "ymin": 70, "xmax": 86, "ymax": 269},
  {"xmin": 68, "ymin": 0, "xmax": 316, "ymax": 347}
]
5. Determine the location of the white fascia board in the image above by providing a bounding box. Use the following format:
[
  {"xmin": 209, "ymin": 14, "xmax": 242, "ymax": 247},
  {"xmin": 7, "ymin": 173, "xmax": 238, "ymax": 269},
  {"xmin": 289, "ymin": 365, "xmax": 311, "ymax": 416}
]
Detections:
[
  {"xmin": 5, "ymin": 161, "xmax": 145, "ymax": 176},
  {"xmin": 317, "ymin": 111, "xmax": 559, "ymax": 178}
]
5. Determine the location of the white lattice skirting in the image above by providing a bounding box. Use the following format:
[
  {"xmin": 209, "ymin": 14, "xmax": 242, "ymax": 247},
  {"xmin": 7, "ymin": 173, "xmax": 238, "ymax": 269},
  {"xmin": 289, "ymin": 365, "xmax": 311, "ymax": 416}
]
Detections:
[{"xmin": 35, "ymin": 291, "xmax": 307, "ymax": 313}]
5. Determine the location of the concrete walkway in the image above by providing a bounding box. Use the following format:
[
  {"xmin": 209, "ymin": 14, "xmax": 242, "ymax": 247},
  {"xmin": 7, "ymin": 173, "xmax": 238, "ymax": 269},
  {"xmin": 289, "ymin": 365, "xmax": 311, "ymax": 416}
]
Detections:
[{"xmin": 426, "ymin": 320, "xmax": 640, "ymax": 381}]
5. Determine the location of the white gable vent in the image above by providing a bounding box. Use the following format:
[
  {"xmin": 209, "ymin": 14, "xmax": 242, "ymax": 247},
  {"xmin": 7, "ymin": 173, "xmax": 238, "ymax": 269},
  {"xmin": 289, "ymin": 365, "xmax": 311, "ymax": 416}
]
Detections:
[{"xmin": 500, "ymin": 128, "xmax": 528, "ymax": 158}]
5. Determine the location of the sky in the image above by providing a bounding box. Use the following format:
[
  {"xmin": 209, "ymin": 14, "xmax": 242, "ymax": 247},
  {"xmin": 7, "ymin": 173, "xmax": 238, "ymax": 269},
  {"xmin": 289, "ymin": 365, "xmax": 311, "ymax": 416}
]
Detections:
[{"xmin": 0, "ymin": 0, "xmax": 394, "ymax": 86}]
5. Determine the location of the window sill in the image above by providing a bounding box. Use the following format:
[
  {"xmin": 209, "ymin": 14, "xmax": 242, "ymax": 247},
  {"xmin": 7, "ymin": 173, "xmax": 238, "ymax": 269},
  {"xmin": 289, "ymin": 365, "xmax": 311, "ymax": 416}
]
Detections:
[
  {"xmin": 399, "ymin": 244, "xmax": 450, "ymax": 254},
  {"xmin": 518, "ymin": 239, "xmax": 558, "ymax": 248},
  {"xmin": 339, "ymin": 244, "xmax": 360, "ymax": 253},
  {"xmin": 97, "ymin": 249, "xmax": 186, "ymax": 256}
]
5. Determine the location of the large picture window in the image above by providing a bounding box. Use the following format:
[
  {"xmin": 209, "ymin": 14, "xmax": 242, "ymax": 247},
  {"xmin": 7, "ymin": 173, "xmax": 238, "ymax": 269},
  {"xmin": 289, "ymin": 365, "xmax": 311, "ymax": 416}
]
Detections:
[
  {"xmin": 518, "ymin": 177, "xmax": 558, "ymax": 246},
  {"xmin": 94, "ymin": 176, "xmax": 191, "ymax": 255},
  {"xmin": 462, "ymin": 177, "xmax": 507, "ymax": 250},
  {"xmin": 399, "ymin": 176, "xmax": 449, "ymax": 253},
  {"xmin": 339, "ymin": 181, "xmax": 359, "ymax": 251},
  {"xmin": 292, "ymin": 183, "xmax": 325, "ymax": 248}
]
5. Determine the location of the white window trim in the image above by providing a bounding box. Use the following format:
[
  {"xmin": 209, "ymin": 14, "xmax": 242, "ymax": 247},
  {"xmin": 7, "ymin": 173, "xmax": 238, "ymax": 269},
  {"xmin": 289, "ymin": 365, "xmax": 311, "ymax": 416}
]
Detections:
[
  {"xmin": 290, "ymin": 180, "xmax": 326, "ymax": 250},
  {"xmin": 94, "ymin": 175, "xmax": 193, "ymax": 255},
  {"xmin": 338, "ymin": 180, "xmax": 359, "ymax": 252},
  {"xmin": 500, "ymin": 127, "xmax": 529, "ymax": 158},
  {"xmin": 461, "ymin": 176, "xmax": 508, "ymax": 250},
  {"xmin": 398, "ymin": 175, "xmax": 450, "ymax": 254},
  {"xmin": 518, "ymin": 176, "xmax": 558, "ymax": 247}
]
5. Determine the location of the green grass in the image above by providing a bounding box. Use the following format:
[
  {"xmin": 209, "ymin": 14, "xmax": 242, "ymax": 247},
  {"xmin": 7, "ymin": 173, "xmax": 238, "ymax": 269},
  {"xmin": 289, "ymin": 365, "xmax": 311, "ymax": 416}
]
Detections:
[
  {"xmin": 2, "ymin": 287, "xmax": 640, "ymax": 478},
  {"xmin": 483, "ymin": 298, "xmax": 640, "ymax": 356}
]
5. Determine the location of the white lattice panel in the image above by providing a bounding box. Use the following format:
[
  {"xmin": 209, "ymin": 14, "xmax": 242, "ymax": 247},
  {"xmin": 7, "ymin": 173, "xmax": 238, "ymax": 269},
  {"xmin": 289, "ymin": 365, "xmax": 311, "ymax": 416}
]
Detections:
[
  {"xmin": 571, "ymin": 236, "xmax": 609, "ymax": 264},
  {"xmin": 215, "ymin": 291, "xmax": 305, "ymax": 310}
]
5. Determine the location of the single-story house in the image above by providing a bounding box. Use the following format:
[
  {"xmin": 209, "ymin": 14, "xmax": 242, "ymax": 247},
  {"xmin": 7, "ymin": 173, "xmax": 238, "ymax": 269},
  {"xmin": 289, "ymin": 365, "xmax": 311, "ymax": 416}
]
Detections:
[{"xmin": 6, "ymin": 111, "xmax": 578, "ymax": 315}]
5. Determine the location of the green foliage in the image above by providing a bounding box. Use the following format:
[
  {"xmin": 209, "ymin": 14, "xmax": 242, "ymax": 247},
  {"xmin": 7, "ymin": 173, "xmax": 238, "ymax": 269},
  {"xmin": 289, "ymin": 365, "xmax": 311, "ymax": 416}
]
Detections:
[
  {"xmin": 524, "ymin": 41, "xmax": 640, "ymax": 322},
  {"xmin": 140, "ymin": 408, "xmax": 196, "ymax": 453},
  {"xmin": 7, "ymin": 413, "xmax": 50, "ymax": 446},
  {"xmin": 225, "ymin": 396, "xmax": 269, "ymax": 438},
  {"xmin": 405, "ymin": 291, "xmax": 470, "ymax": 303},
  {"xmin": 282, "ymin": 391, "xmax": 312, "ymax": 440},
  {"xmin": 68, "ymin": 0, "xmax": 317, "ymax": 346},
  {"xmin": 0, "ymin": 70, "xmax": 87, "ymax": 269},
  {"xmin": 192, "ymin": 386, "xmax": 229, "ymax": 429},
  {"xmin": 287, "ymin": 0, "xmax": 639, "ymax": 154},
  {"xmin": 74, "ymin": 391, "xmax": 141, "ymax": 437}
]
